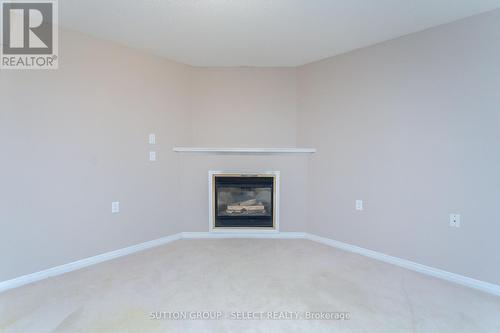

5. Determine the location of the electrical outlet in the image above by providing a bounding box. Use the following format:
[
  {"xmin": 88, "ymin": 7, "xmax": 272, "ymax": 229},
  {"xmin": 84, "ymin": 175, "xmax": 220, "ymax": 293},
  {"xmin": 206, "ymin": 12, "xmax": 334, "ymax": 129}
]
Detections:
[
  {"xmin": 449, "ymin": 214, "xmax": 460, "ymax": 228},
  {"xmin": 111, "ymin": 201, "xmax": 120, "ymax": 213},
  {"xmin": 356, "ymin": 200, "xmax": 363, "ymax": 211}
]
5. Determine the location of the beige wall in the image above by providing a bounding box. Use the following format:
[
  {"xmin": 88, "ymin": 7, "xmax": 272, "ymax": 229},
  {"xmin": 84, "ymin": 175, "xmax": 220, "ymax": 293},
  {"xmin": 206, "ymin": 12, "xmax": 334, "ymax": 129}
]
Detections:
[
  {"xmin": 180, "ymin": 67, "xmax": 307, "ymax": 233},
  {"xmin": 0, "ymin": 29, "xmax": 192, "ymax": 281},
  {"xmin": 297, "ymin": 10, "xmax": 500, "ymax": 285},
  {"xmin": 0, "ymin": 32, "xmax": 307, "ymax": 282},
  {"xmin": 189, "ymin": 67, "xmax": 298, "ymax": 147}
]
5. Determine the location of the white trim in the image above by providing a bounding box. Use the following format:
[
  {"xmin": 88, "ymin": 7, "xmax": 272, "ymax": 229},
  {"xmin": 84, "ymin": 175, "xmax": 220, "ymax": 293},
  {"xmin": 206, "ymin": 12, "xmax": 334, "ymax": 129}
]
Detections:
[
  {"xmin": 1, "ymin": 232, "xmax": 499, "ymax": 297},
  {"xmin": 174, "ymin": 147, "xmax": 316, "ymax": 154},
  {"xmin": 305, "ymin": 233, "xmax": 500, "ymax": 297},
  {"xmin": 208, "ymin": 228, "xmax": 279, "ymax": 234},
  {"xmin": 0, "ymin": 233, "xmax": 182, "ymax": 293},
  {"xmin": 182, "ymin": 232, "xmax": 306, "ymax": 239},
  {"xmin": 208, "ymin": 170, "xmax": 280, "ymax": 233}
]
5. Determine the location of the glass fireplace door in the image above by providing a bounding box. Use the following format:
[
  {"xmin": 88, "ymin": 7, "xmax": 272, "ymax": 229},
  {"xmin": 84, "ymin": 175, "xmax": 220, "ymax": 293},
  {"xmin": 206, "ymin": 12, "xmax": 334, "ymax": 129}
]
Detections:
[{"xmin": 214, "ymin": 176, "xmax": 274, "ymax": 228}]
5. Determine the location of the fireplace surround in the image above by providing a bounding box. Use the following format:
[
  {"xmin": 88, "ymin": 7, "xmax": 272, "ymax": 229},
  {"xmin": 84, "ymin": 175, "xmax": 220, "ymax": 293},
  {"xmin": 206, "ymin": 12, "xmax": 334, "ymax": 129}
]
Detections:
[{"xmin": 208, "ymin": 171, "xmax": 279, "ymax": 232}]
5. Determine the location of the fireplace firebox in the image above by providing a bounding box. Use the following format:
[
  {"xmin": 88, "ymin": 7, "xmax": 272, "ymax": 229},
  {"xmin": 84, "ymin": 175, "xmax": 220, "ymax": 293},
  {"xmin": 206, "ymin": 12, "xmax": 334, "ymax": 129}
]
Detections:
[{"xmin": 209, "ymin": 172, "xmax": 279, "ymax": 231}]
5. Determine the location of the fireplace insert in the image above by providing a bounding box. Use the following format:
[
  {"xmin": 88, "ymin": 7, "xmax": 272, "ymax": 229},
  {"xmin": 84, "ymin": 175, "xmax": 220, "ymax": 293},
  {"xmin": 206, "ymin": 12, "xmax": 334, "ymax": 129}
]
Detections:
[{"xmin": 212, "ymin": 174, "xmax": 276, "ymax": 229}]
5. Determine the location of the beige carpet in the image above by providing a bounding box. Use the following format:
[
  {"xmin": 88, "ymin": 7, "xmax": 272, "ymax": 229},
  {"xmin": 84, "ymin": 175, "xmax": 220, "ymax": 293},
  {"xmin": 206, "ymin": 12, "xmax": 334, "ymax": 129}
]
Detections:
[{"xmin": 1, "ymin": 239, "xmax": 499, "ymax": 332}]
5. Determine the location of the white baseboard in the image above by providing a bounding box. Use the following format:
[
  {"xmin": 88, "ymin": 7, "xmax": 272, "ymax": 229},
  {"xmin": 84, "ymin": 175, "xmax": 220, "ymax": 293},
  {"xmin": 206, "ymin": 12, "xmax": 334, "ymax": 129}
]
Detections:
[
  {"xmin": 1, "ymin": 231, "xmax": 499, "ymax": 297},
  {"xmin": 305, "ymin": 233, "xmax": 500, "ymax": 297},
  {"xmin": 181, "ymin": 231, "xmax": 306, "ymax": 239},
  {"xmin": 0, "ymin": 233, "xmax": 182, "ymax": 293}
]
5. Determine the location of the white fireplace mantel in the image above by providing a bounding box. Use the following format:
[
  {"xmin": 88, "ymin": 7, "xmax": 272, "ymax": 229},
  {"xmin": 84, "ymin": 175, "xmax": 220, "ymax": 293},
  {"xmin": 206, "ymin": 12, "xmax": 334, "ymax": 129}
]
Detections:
[{"xmin": 173, "ymin": 147, "xmax": 316, "ymax": 154}]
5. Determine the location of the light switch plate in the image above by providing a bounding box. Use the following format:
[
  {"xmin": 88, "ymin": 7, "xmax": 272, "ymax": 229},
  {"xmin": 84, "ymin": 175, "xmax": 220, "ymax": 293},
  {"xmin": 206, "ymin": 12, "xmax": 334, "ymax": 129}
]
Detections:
[{"xmin": 149, "ymin": 151, "xmax": 157, "ymax": 161}]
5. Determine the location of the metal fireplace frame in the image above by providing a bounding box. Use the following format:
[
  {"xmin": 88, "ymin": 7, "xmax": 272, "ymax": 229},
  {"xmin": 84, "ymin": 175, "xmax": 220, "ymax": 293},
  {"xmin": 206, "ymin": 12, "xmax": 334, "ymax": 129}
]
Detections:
[{"xmin": 208, "ymin": 170, "xmax": 280, "ymax": 233}]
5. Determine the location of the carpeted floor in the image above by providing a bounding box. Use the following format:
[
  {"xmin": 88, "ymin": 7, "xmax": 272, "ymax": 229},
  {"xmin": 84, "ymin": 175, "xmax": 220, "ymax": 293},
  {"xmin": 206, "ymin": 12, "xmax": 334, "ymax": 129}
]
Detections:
[{"xmin": 1, "ymin": 239, "xmax": 499, "ymax": 332}]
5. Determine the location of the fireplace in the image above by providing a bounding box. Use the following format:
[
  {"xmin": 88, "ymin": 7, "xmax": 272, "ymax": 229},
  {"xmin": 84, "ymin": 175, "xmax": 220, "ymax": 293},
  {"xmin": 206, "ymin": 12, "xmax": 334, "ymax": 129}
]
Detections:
[{"xmin": 209, "ymin": 172, "xmax": 279, "ymax": 231}]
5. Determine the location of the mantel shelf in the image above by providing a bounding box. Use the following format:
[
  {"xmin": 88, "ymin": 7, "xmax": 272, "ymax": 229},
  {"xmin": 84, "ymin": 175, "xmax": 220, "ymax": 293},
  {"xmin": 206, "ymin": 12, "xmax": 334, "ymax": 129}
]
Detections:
[{"xmin": 173, "ymin": 147, "xmax": 316, "ymax": 154}]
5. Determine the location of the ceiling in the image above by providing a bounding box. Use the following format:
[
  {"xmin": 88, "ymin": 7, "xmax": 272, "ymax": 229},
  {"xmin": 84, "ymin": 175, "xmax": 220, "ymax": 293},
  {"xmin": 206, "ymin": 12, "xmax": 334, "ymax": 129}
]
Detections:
[{"xmin": 60, "ymin": 0, "xmax": 500, "ymax": 67}]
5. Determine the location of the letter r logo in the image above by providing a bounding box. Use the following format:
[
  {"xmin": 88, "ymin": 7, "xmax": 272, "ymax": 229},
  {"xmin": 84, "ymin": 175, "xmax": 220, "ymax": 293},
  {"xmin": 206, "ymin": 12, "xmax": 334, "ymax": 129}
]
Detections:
[{"xmin": 2, "ymin": 2, "xmax": 53, "ymax": 54}]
